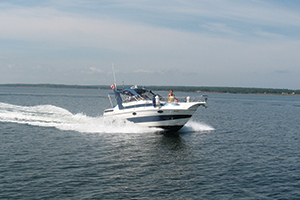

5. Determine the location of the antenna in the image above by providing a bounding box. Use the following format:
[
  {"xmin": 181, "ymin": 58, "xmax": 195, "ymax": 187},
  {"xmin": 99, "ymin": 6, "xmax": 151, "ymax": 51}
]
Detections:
[{"xmin": 111, "ymin": 62, "xmax": 117, "ymax": 87}]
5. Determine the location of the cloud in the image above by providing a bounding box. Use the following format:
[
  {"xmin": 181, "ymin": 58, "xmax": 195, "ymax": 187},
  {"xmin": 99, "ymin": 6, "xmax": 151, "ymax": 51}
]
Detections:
[
  {"xmin": 0, "ymin": 1, "xmax": 300, "ymax": 88},
  {"xmin": 0, "ymin": 5, "xmax": 185, "ymax": 55},
  {"xmin": 1, "ymin": 0, "xmax": 299, "ymax": 48},
  {"xmin": 129, "ymin": 0, "xmax": 300, "ymax": 28},
  {"xmin": 8, "ymin": 64, "xmax": 15, "ymax": 68},
  {"xmin": 273, "ymin": 70, "xmax": 290, "ymax": 74},
  {"xmin": 0, "ymin": 55, "xmax": 8, "ymax": 61},
  {"xmin": 133, "ymin": 69, "xmax": 154, "ymax": 74},
  {"xmin": 89, "ymin": 67, "xmax": 104, "ymax": 73},
  {"xmin": 201, "ymin": 23, "xmax": 240, "ymax": 35}
]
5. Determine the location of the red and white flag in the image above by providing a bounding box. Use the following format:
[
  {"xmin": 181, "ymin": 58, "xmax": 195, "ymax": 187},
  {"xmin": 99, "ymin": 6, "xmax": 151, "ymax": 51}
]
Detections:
[{"xmin": 110, "ymin": 83, "xmax": 116, "ymax": 90}]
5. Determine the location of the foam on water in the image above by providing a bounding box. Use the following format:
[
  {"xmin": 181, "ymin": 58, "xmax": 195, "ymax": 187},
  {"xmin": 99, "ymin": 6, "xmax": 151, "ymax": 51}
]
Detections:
[
  {"xmin": 0, "ymin": 102, "xmax": 213, "ymax": 134},
  {"xmin": 179, "ymin": 120, "xmax": 215, "ymax": 133}
]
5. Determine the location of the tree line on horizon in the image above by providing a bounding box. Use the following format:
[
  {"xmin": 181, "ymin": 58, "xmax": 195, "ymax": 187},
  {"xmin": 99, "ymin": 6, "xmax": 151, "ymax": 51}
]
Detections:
[{"xmin": 0, "ymin": 83, "xmax": 299, "ymax": 95}]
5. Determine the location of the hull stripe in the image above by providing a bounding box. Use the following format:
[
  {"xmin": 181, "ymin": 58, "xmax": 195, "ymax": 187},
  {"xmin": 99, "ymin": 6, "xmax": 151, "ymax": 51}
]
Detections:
[
  {"xmin": 151, "ymin": 125, "xmax": 184, "ymax": 132},
  {"xmin": 127, "ymin": 115, "xmax": 192, "ymax": 123}
]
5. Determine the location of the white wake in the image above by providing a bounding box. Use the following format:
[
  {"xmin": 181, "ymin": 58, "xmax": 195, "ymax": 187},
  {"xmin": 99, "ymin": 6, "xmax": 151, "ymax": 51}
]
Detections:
[
  {"xmin": 0, "ymin": 102, "xmax": 214, "ymax": 134},
  {"xmin": 179, "ymin": 120, "xmax": 215, "ymax": 133}
]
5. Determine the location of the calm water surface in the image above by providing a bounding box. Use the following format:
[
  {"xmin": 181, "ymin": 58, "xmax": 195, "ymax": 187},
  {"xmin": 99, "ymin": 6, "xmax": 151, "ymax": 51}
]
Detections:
[{"xmin": 0, "ymin": 87, "xmax": 299, "ymax": 199}]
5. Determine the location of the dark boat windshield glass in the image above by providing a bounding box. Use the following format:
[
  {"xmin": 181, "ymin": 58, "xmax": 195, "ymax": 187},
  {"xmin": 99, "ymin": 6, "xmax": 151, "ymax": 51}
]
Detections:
[
  {"xmin": 116, "ymin": 87, "xmax": 164, "ymax": 102},
  {"xmin": 134, "ymin": 89, "xmax": 155, "ymax": 100}
]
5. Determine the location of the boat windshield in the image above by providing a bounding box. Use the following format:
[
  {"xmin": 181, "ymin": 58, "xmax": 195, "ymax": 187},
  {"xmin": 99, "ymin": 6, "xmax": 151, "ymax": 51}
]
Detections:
[
  {"xmin": 116, "ymin": 88, "xmax": 164, "ymax": 103},
  {"xmin": 117, "ymin": 88, "xmax": 156, "ymax": 102},
  {"xmin": 134, "ymin": 89, "xmax": 155, "ymax": 100},
  {"xmin": 134, "ymin": 88, "xmax": 165, "ymax": 101}
]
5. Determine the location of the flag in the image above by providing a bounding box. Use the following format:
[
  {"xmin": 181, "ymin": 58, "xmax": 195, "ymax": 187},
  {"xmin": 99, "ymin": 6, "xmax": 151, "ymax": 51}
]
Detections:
[{"xmin": 110, "ymin": 83, "xmax": 116, "ymax": 90}]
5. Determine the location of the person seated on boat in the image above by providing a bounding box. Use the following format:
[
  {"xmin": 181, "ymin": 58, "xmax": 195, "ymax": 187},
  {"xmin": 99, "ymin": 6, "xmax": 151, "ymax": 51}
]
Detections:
[
  {"xmin": 126, "ymin": 93, "xmax": 135, "ymax": 102},
  {"xmin": 168, "ymin": 89, "xmax": 178, "ymax": 102}
]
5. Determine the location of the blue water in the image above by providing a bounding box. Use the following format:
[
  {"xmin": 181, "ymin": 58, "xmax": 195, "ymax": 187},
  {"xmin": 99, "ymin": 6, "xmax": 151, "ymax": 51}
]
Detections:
[{"xmin": 0, "ymin": 87, "xmax": 299, "ymax": 199}]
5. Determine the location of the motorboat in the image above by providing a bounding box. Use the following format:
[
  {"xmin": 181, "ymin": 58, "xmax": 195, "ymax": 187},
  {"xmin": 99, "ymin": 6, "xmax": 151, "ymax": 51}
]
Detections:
[{"xmin": 103, "ymin": 85, "xmax": 207, "ymax": 132}]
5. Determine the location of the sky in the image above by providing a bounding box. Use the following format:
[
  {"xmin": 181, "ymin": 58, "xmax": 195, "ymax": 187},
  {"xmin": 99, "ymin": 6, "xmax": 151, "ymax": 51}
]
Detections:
[{"xmin": 0, "ymin": 0, "xmax": 300, "ymax": 89}]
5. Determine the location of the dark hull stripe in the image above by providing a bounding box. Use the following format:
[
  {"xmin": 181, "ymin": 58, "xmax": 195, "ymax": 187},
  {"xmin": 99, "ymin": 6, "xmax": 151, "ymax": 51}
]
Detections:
[
  {"xmin": 150, "ymin": 125, "xmax": 184, "ymax": 132},
  {"xmin": 127, "ymin": 115, "xmax": 192, "ymax": 123}
]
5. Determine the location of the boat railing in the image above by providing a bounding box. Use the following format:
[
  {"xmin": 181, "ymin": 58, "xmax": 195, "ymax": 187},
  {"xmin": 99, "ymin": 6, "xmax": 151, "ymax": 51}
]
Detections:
[{"xmin": 183, "ymin": 95, "xmax": 208, "ymax": 103}]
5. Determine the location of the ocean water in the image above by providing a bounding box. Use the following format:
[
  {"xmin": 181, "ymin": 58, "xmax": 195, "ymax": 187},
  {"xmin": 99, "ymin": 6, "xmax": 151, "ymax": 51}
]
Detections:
[{"xmin": 0, "ymin": 87, "xmax": 299, "ymax": 199}]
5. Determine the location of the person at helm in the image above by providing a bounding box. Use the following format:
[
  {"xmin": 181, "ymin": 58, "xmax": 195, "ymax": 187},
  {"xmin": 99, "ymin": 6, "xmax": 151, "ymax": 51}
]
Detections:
[{"xmin": 168, "ymin": 89, "xmax": 178, "ymax": 102}]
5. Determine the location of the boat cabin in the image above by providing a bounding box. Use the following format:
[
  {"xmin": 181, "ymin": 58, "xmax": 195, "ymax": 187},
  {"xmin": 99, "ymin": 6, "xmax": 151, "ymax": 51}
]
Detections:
[{"xmin": 118, "ymin": 88, "xmax": 163, "ymax": 103}]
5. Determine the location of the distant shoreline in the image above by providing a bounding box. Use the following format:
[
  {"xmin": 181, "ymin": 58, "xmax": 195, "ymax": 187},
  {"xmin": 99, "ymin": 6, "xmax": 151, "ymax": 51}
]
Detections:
[{"xmin": 0, "ymin": 83, "xmax": 299, "ymax": 95}]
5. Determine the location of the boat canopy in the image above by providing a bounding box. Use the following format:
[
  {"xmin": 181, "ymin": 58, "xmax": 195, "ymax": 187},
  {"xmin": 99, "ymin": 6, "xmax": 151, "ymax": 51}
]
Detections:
[{"xmin": 108, "ymin": 86, "xmax": 165, "ymax": 106}]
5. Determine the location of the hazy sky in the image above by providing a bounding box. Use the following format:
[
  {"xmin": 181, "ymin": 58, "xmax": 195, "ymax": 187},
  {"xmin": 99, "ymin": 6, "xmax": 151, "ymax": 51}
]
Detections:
[{"xmin": 1, "ymin": 0, "xmax": 300, "ymax": 89}]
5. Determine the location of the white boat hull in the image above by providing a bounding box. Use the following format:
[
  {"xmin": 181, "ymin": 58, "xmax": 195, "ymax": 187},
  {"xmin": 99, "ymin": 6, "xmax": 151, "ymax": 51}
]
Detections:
[{"xmin": 103, "ymin": 101, "xmax": 205, "ymax": 131}]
